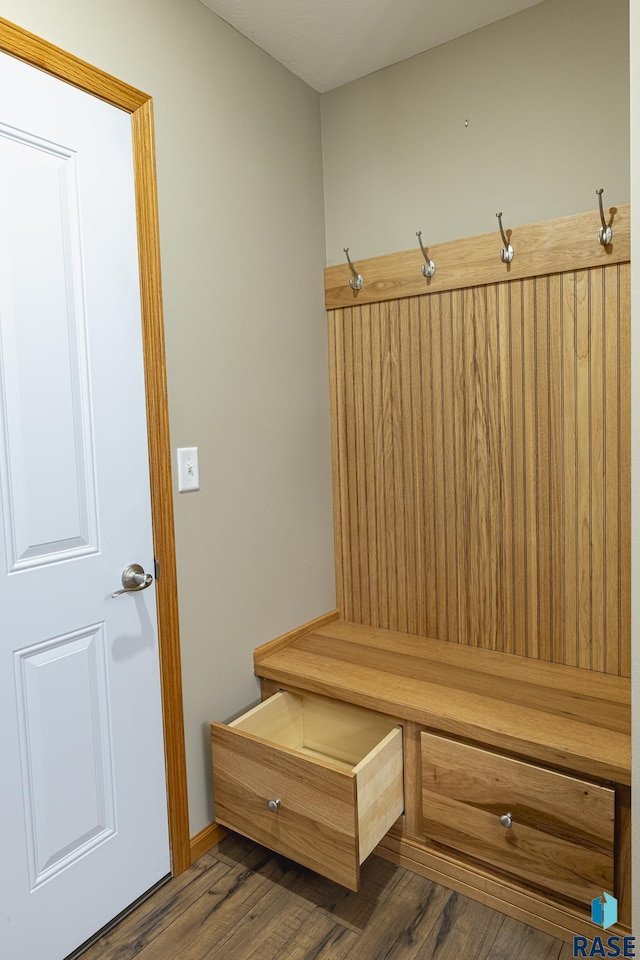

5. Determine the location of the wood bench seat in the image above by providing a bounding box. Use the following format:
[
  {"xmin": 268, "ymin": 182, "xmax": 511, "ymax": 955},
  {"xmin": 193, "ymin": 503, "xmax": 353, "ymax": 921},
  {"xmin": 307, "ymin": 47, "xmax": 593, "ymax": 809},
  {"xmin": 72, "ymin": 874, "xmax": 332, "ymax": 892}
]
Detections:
[{"xmin": 254, "ymin": 616, "xmax": 631, "ymax": 785}]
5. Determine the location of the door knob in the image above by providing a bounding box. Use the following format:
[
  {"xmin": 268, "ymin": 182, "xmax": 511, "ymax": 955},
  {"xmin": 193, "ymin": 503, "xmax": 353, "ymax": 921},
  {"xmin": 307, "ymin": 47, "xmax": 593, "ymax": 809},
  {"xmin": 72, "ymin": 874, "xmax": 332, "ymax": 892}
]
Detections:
[
  {"xmin": 500, "ymin": 812, "xmax": 513, "ymax": 829},
  {"xmin": 111, "ymin": 564, "xmax": 153, "ymax": 598},
  {"xmin": 267, "ymin": 798, "xmax": 281, "ymax": 813}
]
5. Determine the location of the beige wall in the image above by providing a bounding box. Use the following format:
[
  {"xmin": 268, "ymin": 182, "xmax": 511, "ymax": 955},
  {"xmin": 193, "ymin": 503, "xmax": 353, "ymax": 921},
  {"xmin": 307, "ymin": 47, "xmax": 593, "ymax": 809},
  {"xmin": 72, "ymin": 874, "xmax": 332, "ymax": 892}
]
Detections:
[
  {"xmin": 0, "ymin": 0, "xmax": 335, "ymax": 834},
  {"xmin": 321, "ymin": 0, "xmax": 629, "ymax": 265}
]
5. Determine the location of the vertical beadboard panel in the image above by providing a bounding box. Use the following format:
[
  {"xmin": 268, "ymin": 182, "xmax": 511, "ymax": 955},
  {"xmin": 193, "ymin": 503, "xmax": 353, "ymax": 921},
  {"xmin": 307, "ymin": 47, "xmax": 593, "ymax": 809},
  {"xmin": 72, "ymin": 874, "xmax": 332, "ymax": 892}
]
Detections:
[
  {"xmin": 361, "ymin": 304, "xmax": 377, "ymax": 627},
  {"xmin": 351, "ymin": 305, "xmax": 370, "ymax": 626},
  {"xmin": 390, "ymin": 300, "xmax": 406, "ymax": 633},
  {"xmin": 329, "ymin": 308, "xmax": 347, "ymax": 618},
  {"xmin": 410, "ymin": 296, "xmax": 427, "ymax": 637},
  {"xmin": 485, "ymin": 283, "xmax": 501, "ymax": 652},
  {"xmin": 372, "ymin": 302, "xmax": 389, "ymax": 629},
  {"xmin": 590, "ymin": 268, "xmax": 605, "ymax": 674},
  {"xmin": 342, "ymin": 306, "xmax": 359, "ymax": 622},
  {"xmin": 440, "ymin": 292, "xmax": 459, "ymax": 645},
  {"xmin": 429, "ymin": 295, "xmax": 447, "ymax": 641},
  {"xmin": 451, "ymin": 288, "xmax": 468, "ymax": 644},
  {"xmin": 548, "ymin": 274, "xmax": 565, "ymax": 666},
  {"xmin": 381, "ymin": 301, "xmax": 398, "ymax": 631},
  {"xmin": 497, "ymin": 282, "xmax": 514, "ymax": 656},
  {"xmin": 575, "ymin": 270, "xmax": 591, "ymax": 669},
  {"xmin": 562, "ymin": 273, "xmax": 578, "ymax": 667},
  {"xmin": 510, "ymin": 281, "xmax": 528, "ymax": 658},
  {"xmin": 523, "ymin": 278, "xmax": 539, "ymax": 659},
  {"xmin": 328, "ymin": 261, "xmax": 630, "ymax": 676},
  {"xmin": 618, "ymin": 264, "xmax": 632, "ymax": 678},
  {"xmin": 535, "ymin": 275, "xmax": 551, "ymax": 663}
]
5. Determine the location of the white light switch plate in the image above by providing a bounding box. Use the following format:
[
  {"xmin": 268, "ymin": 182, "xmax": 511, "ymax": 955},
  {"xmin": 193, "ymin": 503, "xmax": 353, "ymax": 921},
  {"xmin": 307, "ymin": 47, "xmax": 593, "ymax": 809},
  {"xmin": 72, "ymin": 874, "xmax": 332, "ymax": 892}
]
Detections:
[{"xmin": 177, "ymin": 447, "xmax": 199, "ymax": 492}]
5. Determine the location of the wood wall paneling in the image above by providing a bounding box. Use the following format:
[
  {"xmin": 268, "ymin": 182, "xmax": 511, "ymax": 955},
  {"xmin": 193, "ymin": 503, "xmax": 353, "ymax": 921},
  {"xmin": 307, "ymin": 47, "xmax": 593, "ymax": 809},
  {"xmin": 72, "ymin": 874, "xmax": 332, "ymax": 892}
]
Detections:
[{"xmin": 329, "ymin": 262, "xmax": 630, "ymax": 676}]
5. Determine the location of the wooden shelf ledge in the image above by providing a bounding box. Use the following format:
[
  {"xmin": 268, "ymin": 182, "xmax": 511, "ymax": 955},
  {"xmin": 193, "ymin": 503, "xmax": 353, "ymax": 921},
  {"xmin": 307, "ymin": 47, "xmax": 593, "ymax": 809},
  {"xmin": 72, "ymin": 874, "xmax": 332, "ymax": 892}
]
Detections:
[{"xmin": 254, "ymin": 619, "xmax": 630, "ymax": 785}]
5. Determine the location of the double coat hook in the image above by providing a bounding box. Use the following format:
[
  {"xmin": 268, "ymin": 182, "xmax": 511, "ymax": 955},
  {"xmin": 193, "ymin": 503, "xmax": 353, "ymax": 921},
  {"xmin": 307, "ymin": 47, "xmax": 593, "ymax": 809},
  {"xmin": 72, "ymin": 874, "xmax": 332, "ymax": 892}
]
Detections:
[
  {"xmin": 343, "ymin": 248, "xmax": 363, "ymax": 290},
  {"xmin": 416, "ymin": 231, "xmax": 435, "ymax": 278},
  {"xmin": 496, "ymin": 212, "xmax": 514, "ymax": 263},
  {"xmin": 596, "ymin": 189, "xmax": 613, "ymax": 246}
]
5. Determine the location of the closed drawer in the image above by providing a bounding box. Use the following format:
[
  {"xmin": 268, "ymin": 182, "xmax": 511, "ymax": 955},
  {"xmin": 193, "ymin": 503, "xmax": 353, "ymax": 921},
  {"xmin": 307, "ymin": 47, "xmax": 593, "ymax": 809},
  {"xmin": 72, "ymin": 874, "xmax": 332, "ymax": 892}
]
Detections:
[
  {"xmin": 211, "ymin": 691, "xmax": 404, "ymax": 890},
  {"xmin": 421, "ymin": 733, "xmax": 614, "ymax": 907}
]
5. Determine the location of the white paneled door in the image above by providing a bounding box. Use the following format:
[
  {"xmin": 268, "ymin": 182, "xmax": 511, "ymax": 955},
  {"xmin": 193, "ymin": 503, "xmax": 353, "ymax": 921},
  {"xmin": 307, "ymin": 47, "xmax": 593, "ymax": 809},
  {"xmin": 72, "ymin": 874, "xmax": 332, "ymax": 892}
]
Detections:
[{"xmin": 0, "ymin": 51, "xmax": 170, "ymax": 960}]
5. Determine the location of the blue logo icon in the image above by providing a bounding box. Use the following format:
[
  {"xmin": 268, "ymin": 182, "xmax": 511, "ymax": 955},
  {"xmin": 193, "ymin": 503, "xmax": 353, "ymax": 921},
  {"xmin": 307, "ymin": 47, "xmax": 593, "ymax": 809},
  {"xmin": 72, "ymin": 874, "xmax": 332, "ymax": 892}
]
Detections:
[{"xmin": 591, "ymin": 893, "xmax": 618, "ymax": 931}]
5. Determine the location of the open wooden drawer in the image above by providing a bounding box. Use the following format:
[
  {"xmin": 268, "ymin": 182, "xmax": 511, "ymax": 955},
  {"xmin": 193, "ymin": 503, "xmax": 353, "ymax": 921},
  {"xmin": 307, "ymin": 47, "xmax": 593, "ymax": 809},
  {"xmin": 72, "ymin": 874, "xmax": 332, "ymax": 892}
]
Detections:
[{"xmin": 211, "ymin": 691, "xmax": 404, "ymax": 889}]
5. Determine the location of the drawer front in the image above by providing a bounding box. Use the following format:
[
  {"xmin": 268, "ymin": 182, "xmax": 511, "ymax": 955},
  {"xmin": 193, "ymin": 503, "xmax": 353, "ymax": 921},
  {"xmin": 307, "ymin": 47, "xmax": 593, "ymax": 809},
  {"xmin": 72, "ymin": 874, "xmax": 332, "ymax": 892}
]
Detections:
[
  {"xmin": 421, "ymin": 733, "xmax": 614, "ymax": 907},
  {"xmin": 211, "ymin": 721, "xmax": 360, "ymax": 888}
]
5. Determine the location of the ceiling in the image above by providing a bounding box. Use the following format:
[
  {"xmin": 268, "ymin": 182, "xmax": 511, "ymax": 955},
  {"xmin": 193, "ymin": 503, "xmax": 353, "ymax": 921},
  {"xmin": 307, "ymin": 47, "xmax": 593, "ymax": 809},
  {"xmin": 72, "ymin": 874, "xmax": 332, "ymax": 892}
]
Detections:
[{"xmin": 198, "ymin": 0, "xmax": 546, "ymax": 93}]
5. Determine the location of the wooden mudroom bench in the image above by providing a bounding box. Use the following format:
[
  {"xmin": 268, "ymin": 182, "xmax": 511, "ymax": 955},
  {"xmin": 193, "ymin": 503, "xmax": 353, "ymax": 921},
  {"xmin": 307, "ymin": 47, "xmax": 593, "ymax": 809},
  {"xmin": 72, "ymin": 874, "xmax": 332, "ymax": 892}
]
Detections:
[
  {"xmin": 253, "ymin": 614, "xmax": 630, "ymax": 786},
  {"xmin": 211, "ymin": 611, "xmax": 631, "ymax": 946},
  {"xmin": 211, "ymin": 207, "xmax": 632, "ymax": 946}
]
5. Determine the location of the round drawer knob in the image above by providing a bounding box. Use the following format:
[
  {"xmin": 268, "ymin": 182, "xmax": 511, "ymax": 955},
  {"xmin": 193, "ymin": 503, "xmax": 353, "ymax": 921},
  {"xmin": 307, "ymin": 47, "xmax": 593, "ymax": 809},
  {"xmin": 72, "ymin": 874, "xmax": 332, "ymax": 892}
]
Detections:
[
  {"xmin": 500, "ymin": 812, "xmax": 513, "ymax": 829},
  {"xmin": 267, "ymin": 798, "xmax": 281, "ymax": 813}
]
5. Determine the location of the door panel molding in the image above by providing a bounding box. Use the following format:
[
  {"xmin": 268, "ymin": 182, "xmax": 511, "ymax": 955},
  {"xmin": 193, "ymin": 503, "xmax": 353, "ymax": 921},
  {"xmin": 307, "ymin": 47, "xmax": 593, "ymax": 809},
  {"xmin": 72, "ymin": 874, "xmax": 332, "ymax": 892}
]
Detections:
[
  {"xmin": 14, "ymin": 623, "xmax": 116, "ymax": 889},
  {"xmin": 0, "ymin": 16, "xmax": 190, "ymax": 874},
  {"xmin": 0, "ymin": 126, "xmax": 99, "ymax": 570}
]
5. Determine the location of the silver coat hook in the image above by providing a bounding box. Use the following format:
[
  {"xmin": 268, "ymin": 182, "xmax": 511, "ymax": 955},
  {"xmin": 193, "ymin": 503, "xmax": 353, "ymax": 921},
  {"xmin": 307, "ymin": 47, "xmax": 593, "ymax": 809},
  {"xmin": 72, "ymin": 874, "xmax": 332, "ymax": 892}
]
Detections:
[
  {"xmin": 596, "ymin": 189, "xmax": 613, "ymax": 246},
  {"xmin": 416, "ymin": 231, "xmax": 435, "ymax": 278},
  {"xmin": 343, "ymin": 247, "xmax": 364, "ymax": 290},
  {"xmin": 496, "ymin": 212, "xmax": 514, "ymax": 263}
]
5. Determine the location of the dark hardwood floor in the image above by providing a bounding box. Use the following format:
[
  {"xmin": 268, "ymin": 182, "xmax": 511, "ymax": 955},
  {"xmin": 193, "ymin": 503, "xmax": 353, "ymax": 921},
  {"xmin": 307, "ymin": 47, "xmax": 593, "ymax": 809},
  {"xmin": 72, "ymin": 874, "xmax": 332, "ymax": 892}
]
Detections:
[{"xmin": 81, "ymin": 835, "xmax": 573, "ymax": 960}]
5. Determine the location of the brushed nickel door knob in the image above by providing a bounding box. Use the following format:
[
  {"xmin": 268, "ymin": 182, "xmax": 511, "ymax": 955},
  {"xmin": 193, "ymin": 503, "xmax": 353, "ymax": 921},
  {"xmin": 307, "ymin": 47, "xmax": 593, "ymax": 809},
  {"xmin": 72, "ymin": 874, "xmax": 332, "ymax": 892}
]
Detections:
[
  {"xmin": 267, "ymin": 798, "xmax": 281, "ymax": 813},
  {"xmin": 111, "ymin": 563, "xmax": 153, "ymax": 597},
  {"xmin": 500, "ymin": 812, "xmax": 513, "ymax": 829}
]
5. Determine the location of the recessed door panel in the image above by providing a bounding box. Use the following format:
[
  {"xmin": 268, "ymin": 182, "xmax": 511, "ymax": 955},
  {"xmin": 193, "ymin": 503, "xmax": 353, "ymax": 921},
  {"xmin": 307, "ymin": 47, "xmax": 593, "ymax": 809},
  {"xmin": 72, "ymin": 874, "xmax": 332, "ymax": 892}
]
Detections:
[
  {"xmin": 0, "ymin": 124, "xmax": 97, "ymax": 571},
  {"xmin": 14, "ymin": 625, "xmax": 115, "ymax": 888}
]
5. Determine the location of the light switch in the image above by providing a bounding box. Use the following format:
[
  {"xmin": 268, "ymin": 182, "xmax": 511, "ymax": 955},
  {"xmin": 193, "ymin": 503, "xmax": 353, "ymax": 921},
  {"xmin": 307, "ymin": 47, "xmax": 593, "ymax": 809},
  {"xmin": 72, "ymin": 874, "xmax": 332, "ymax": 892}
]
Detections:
[{"xmin": 177, "ymin": 447, "xmax": 199, "ymax": 492}]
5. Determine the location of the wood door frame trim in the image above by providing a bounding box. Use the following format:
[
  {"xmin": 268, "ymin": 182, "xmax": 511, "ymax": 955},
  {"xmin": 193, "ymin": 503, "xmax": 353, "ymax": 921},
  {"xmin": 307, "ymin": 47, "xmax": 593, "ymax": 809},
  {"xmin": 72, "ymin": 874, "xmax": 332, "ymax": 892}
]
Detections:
[{"xmin": 0, "ymin": 17, "xmax": 191, "ymax": 874}]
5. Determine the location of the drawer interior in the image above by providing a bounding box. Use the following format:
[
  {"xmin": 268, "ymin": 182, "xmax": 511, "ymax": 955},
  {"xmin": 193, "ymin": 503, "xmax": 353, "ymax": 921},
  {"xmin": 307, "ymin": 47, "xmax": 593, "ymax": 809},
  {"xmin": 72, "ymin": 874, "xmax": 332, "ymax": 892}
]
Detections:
[{"xmin": 231, "ymin": 691, "xmax": 398, "ymax": 770}]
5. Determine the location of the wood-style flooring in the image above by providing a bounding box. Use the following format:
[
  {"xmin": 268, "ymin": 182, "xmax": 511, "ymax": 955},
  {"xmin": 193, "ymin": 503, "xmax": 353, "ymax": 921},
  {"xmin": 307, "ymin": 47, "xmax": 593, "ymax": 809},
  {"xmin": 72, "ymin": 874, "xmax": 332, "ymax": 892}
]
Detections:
[{"xmin": 82, "ymin": 835, "xmax": 576, "ymax": 960}]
